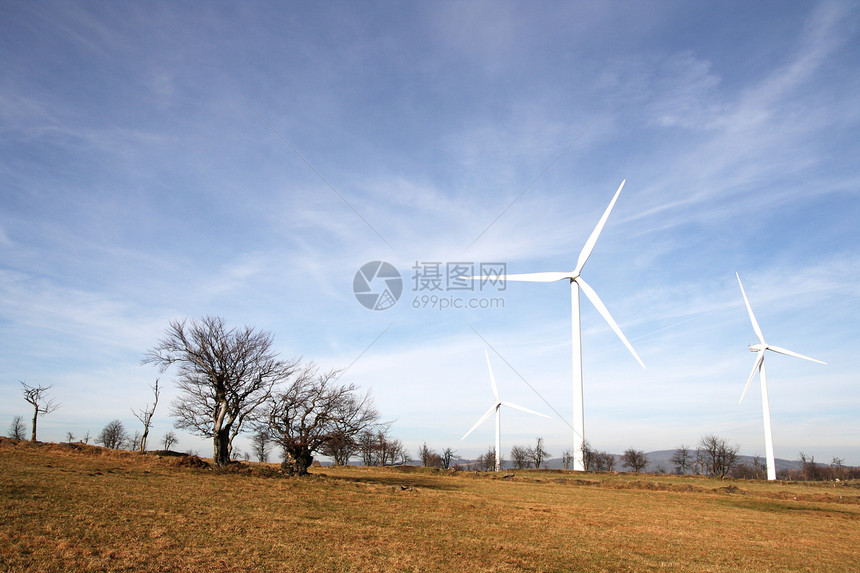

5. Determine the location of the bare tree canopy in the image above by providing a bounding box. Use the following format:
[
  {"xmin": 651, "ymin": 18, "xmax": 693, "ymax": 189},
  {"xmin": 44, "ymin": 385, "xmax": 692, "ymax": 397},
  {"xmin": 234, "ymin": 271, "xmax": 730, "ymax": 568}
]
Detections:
[
  {"xmin": 143, "ymin": 316, "xmax": 297, "ymax": 467},
  {"xmin": 267, "ymin": 365, "xmax": 380, "ymax": 475},
  {"xmin": 358, "ymin": 426, "xmax": 405, "ymax": 468},
  {"xmin": 561, "ymin": 449, "xmax": 573, "ymax": 470},
  {"xmin": 671, "ymin": 445, "xmax": 691, "ymax": 475},
  {"xmin": 251, "ymin": 427, "xmax": 271, "ymax": 463},
  {"xmin": 162, "ymin": 431, "xmax": 178, "ymax": 451},
  {"xmin": 527, "ymin": 437, "xmax": 550, "ymax": 470},
  {"xmin": 440, "ymin": 447, "xmax": 456, "ymax": 470},
  {"xmin": 20, "ymin": 382, "xmax": 60, "ymax": 442},
  {"xmin": 510, "ymin": 445, "xmax": 531, "ymax": 470},
  {"xmin": 96, "ymin": 419, "xmax": 129, "ymax": 450},
  {"xmin": 8, "ymin": 416, "xmax": 26, "ymax": 441},
  {"xmin": 418, "ymin": 442, "xmax": 442, "ymax": 468},
  {"xmin": 621, "ymin": 448, "xmax": 648, "ymax": 473},
  {"xmin": 698, "ymin": 434, "xmax": 740, "ymax": 479}
]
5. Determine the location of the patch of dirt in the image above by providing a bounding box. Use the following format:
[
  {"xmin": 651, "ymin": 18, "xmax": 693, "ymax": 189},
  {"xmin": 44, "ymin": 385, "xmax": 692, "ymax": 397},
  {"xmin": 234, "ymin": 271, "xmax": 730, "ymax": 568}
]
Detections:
[{"xmin": 172, "ymin": 455, "xmax": 209, "ymax": 469}]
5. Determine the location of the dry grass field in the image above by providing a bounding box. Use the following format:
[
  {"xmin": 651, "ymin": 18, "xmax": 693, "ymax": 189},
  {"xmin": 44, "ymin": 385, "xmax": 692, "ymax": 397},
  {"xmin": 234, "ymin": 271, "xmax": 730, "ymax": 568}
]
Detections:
[{"xmin": 1, "ymin": 438, "xmax": 858, "ymax": 572}]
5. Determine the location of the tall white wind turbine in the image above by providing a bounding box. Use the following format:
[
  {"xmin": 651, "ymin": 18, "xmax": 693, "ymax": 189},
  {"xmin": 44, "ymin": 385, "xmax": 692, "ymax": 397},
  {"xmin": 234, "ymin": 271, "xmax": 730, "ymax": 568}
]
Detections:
[
  {"xmin": 462, "ymin": 350, "xmax": 550, "ymax": 471},
  {"xmin": 736, "ymin": 273, "xmax": 826, "ymax": 481},
  {"xmin": 471, "ymin": 180, "xmax": 645, "ymax": 471}
]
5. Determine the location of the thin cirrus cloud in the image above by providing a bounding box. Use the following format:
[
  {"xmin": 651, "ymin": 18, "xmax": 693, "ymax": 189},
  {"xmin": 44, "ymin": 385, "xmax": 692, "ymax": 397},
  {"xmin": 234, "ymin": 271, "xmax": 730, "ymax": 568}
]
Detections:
[{"xmin": 0, "ymin": 1, "xmax": 857, "ymax": 464}]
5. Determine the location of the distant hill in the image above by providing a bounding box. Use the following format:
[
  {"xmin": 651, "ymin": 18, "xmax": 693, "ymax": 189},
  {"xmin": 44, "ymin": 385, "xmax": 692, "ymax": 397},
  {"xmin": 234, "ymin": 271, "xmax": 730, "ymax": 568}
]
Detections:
[{"xmin": 450, "ymin": 450, "xmax": 806, "ymax": 474}]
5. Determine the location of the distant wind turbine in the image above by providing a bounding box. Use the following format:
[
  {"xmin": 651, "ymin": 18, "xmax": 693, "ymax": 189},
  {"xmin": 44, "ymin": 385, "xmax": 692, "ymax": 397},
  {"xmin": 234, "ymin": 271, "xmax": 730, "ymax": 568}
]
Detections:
[
  {"xmin": 468, "ymin": 180, "xmax": 645, "ymax": 471},
  {"xmin": 736, "ymin": 273, "xmax": 826, "ymax": 481},
  {"xmin": 462, "ymin": 350, "xmax": 550, "ymax": 471}
]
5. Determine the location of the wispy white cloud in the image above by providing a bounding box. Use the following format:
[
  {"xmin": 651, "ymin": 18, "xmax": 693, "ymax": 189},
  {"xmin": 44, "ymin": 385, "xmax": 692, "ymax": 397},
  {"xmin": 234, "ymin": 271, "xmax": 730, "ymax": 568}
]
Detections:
[{"xmin": 1, "ymin": 1, "xmax": 858, "ymax": 464}]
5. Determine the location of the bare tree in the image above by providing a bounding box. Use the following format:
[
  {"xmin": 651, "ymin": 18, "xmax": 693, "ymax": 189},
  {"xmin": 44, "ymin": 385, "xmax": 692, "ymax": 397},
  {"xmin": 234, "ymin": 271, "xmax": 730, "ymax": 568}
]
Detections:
[
  {"xmin": 131, "ymin": 379, "xmax": 160, "ymax": 452},
  {"xmin": 510, "ymin": 445, "xmax": 531, "ymax": 470},
  {"xmin": 698, "ymin": 434, "xmax": 740, "ymax": 479},
  {"xmin": 799, "ymin": 452, "xmax": 819, "ymax": 481},
  {"xmin": 318, "ymin": 428, "xmax": 361, "ymax": 465},
  {"xmin": 21, "ymin": 382, "xmax": 60, "ymax": 442},
  {"xmin": 161, "ymin": 431, "xmax": 178, "ymax": 451},
  {"xmin": 379, "ymin": 431, "xmax": 405, "ymax": 466},
  {"xmin": 266, "ymin": 366, "xmax": 380, "ymax": 475},
  {"xmin": 693, "ymin": 447, "xmax": 706, "ymax": 476},
  {"xmin": 476, "ymin": 446, "xmax": 499, "ymax": 471},
  {"xmin": 96, "ymin": 420, "xmax": 129, "ymax": 450},
  {"xmin": 753, "ymin": 455, "xmax": 765, "ymax": 480},
  {"xmin": 356, "ymin": 426, "xmax": 404, "ymax": 466},
  {"xmin": 130, "ymin": 431, "xmax": 142, "ymax": 451},
  {"xmin": 671, "ymin": 445, "xmax": 691, "ymax": 475},
  {"xmin": 418, "ymin": 443, "xmax": 442, "ymax": 468},
  {"xmin": 441, "ymin": 448, "xmax": 455, "ymax": 470},
  {"xmin": 65, "ymin": 431, "xmax": 75, "ymax": 444},
  {"xmin": 393, "ymin": 439, "xmax": 410, "ymax": 465},
  {"xmin": 730, "ymin": 461, "xmax": 755, "ymax": 479},
  {"xmin": 597, "ymin": 451, "xmax": 616, "ymax": 472},
  {"xmin": 358, "ymin": 430, "xmax": 377, "ymax": 466},
  {"xmin": 621, "ymin": 448, "xmax": 648, "ymax": 473},
  {"xmin": 561, "ymin": 449, "xmax": 573, "ymax": 470},
  {"xmin": 81, "ymin": 430, "xmax": 91, "ymax": 445},
  {"xmin": 143, "ymin": 316, "xmax": 298, "ymax": 467},
  {"xmin": 527, "ymin": 437, "xmax": 550, "ymax": 470},
  {"xmin": 582, "ymin": 440, "xmax": 596, "ymax": 471},
  {"xmin": 251, "ymin": 427, "xmax": 271, "ymax": 463},
  {"xmin": 831, "ymin": 457, "xmax": 845, "ymax": 481},
  {"xmin": 601, "ymin": 452, "xmax": 616, "ymax": 472},
  {"xmin": 8, "ymin": 416, "xmax": 26, "ymax": 441}
]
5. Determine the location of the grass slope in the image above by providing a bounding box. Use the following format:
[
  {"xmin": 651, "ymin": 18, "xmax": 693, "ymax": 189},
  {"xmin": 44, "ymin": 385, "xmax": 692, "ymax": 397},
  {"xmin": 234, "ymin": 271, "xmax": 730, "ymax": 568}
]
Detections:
[{"xmin": 1, "ymin": 438, "xmax": 858, "ymax": 572}]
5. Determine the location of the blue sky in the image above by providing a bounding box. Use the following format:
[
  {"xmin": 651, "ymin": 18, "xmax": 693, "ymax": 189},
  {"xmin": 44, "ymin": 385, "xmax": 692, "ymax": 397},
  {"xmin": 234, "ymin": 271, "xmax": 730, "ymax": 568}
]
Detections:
[{"xmin": 2, "ymin": 1, "xmax": 858, "ymax": 465}]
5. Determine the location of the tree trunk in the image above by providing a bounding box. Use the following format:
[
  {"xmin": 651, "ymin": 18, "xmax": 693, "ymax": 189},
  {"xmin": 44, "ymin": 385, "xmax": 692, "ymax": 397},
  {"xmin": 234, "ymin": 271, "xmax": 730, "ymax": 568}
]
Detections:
[
  {"xmin": 31, "ymin": 408, "xmax": 38, "ymax": 442},
  {"xmin": 140, "ymin": 427, "xmax": 149, "ymax": 452},
  {"xmin": 213, "ymin": 429, "xmax": 231, "ymax": 467},
  {"xmin": 282, "ymin": 446, "xmax": 314, "ymax": 476}
]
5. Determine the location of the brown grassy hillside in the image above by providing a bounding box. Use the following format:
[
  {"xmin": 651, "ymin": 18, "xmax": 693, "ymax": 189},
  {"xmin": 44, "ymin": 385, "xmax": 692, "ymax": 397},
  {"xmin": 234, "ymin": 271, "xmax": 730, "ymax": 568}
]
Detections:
[{"xmin": 1, "ymin": 438, "xmax": 858, "ymax": 572}]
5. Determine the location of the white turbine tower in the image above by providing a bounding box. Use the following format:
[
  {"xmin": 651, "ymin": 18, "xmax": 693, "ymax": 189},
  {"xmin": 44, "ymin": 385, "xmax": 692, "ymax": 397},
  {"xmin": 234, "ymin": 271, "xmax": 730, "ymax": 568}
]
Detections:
[
  {"xmin": 462, "ymin": 350, "xmax": 550, "ymax": 471},
  {"xmin": 471, "ymin": 180, "xmax": 645, "ymax": 471},
  {"xmin": 736, "ymin": 273, "xmax": 826, "ymax": 481}
]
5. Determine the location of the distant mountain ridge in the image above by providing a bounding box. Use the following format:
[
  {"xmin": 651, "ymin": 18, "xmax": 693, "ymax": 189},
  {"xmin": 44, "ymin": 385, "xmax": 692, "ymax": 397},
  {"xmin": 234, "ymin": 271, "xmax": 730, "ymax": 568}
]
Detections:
[{"xmin": 452, "ymin": 450, "xmax": 808, "ymax": 473}]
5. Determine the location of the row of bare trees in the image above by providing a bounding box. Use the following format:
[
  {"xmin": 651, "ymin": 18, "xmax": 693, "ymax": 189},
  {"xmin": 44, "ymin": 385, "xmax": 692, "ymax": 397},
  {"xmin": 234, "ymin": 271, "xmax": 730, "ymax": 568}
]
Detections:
[
  {"xmin": 510, "ymin": 437, "xmax": 551, "ymax": 470},
  {"xmin": 11, "ymin": 316, "xmax": 856, "ymax": 480},
  {"xmin": 8, "ymin": 316, "xmax": 386, "ymax": 476},
  {"xmin": 671, "ymin": 435, "xmax": 741, "ymax": 478},
  {"xmin": 142, "ymin": 316, "xmax": 387, "ymax": 474},
  {"xmin": 417, "ymin": 443, "xmax": 456, "ymax": 469},
  {"xmin": 581, "ymin": 441, "xmax": 618, "ymax": 472}
]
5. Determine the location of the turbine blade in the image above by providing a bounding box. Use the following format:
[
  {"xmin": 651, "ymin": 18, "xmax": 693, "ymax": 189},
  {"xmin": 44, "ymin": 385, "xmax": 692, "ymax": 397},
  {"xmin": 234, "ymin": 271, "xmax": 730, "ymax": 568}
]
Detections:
[
  {"xmin": 736, "ymin": 273, "xmax": 765, "ymax": 345},
  {"xmin": 461, "ymin": 405, "xmax": 498, "ymax": 440},
  {"xmin": 500, "ymin": 401, "xmax": 551, "ymax": 419},
  {"xmin": 767, "ymin": 345, "xmax": 827, "ymax": 365},
  {"xmin": 485, "ymin": 350, "xmax": 500, "ymax": 401},
  {"xmin": 504, "ymin": 272, "xmax": 573, "ymax": 282},
  {"xmin": 576, "ymin": 276, "xmax": 646, "ymax": 369},
  {"xmin": 740, "ymin": 351, "xmax": 764, "ymax": 404},
  {"xmin": 459, "ymin": 271, "xmax": 572, "ymax": 283},
  {"xmin": 574, "ymin": 180, "xmax": 625, "ymax": 275}
]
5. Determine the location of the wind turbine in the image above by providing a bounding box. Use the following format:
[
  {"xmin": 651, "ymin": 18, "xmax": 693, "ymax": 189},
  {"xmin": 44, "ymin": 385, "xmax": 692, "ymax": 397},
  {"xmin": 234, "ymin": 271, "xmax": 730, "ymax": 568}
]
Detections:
[
  {"xmin": 469, "ymin": 180, "xmax": 645, "ymax": 471},
  {"xmin": 736, "ymin": 273, "xmax": 825, "ymax": 481},
  {"xmin": 462, "ymin": 350, "xmax": 550, "ymax": 471}
]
